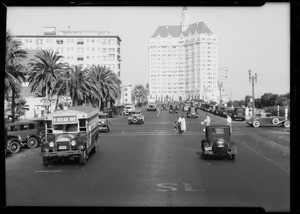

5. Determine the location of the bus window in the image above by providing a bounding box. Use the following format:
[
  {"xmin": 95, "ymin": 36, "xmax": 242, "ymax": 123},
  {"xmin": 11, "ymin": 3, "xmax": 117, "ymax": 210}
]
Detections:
[
  {"xmin": 66, "ymin": 124, "xmax": 78, "ymax": 132},
  {"xmin": 79, "ymin": 119, "xmax": 86, "ymax": 132}
]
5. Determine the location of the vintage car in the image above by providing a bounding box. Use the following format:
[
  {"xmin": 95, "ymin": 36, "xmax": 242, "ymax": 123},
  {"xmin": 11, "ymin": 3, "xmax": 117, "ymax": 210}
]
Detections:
[
  {"xmin": 182, "ymin": 104, "xmax": 191, "ymax": 112},
  {"xmin": 246, "ymin": 112, "xmax": 290, "ymax": 128},
  {"xmin": 201, "ymin": 125, "xmax": 237, "ymax": 160},
  {"xmin": 5, "ymin": 120, "xmax": 44, "ymax": 149},
  {"xmin": 147, "ymin": 104, "xmax": 157, "ymax": 111},
  {"xmin": 128, "ymin": 110, "xmax": 145, "ymax": 124},
  {"xmin": 231, "ymin": 107, "xmax": 246, "ymax": 121},
  {"xmin": 169, "ymin": 105, "xmax": 179, "ymax": 113},
  {"xmin": 98, "ymin": 112, "xmax": 110, "ymax": 132},
  {"xmin": 187, "ymin": 107, "xmax": 199, "ymax": 118},
  {"xmin": 6, "ymin": 134, "xmax": 23, "ymax": 154},
  {"xmin": 161, "ymin": 103, "xmax": 168, "ymax": 110},
  {"xmin": 123, "ymin": 105, "xmax": 135, "ymax": 115}
]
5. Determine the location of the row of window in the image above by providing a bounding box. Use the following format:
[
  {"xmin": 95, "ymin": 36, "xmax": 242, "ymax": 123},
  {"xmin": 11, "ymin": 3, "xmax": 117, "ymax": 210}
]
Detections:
[{"xmin": 27, "ymin": 38, "xmax": 117, "ymax": 45}]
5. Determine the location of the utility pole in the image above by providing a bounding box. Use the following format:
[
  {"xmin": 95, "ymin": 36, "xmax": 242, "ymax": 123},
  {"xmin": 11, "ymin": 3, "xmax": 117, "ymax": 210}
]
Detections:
[
  {"xmin": 218, "ymin": 81, "xmax": 223, "ymax": 105},
  {"xmin": 64, "ymin": 71, "xmax": 71, "ymax": 108},
  {"xmin": 248, "ymin": 70, "xmax": 257, "ymax": 117}
]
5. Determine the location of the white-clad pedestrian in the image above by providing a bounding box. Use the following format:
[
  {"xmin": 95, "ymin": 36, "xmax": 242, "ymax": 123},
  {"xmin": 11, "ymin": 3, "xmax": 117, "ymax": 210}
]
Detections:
[
  {"xmin": 181, "ymin": 115, "xmax": 186, "ymax": 133},
  {"xmin": 201, "ymin": 114, "xmax": 211, "ymax": 132},
  {"xmin": 226, "ymin": 114, "xmax": 232, "ymax": 134}
]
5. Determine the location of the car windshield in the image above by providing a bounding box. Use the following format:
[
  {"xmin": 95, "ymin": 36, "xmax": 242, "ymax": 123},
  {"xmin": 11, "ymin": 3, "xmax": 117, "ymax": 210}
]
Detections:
[
  {"xmin": 131, "ymin": 111, "xmax": 141, "ymax": 114},
  {"xmin": 99, "ymin": 115, "xmax": 107, "ymax": 119},
  {"xmin": 53, "ymin": 123, "xmax": 78, "ymax": 132},
  {"xmin": 126, "ymin": 107, "xmax": 132, "ymax": 109},
  {"xmin": 212, "ymin": 128, "xmax": 225, "ymax": 134}
]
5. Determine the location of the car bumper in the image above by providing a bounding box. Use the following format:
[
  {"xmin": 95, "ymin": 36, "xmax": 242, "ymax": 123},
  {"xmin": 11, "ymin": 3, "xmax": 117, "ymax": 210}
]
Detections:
[
  {"xmin": 129, "ymin": 119, "xmax": 143, "ymax": 123},
  {"xmin": 42, "ymin": 150, "xmax": 82, "ymax": 158},
  {"xmin": 99, "ymin": 126, "xmax": 108, "ymax": 130}
]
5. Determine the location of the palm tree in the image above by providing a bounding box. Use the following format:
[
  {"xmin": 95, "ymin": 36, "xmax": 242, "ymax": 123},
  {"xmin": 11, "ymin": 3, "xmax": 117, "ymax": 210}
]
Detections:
[
  {"xmin": 27, "ymin": 50, "xmax": 68, "ymax": 104},
  {"xmin": 5, "ymin": 30, "xmax": 27, "ymax": 122},
  {"xmin": 87, "ymin": 65, "xmax": 121, "ymax": 110},
  {"xmin": 132, "ymin": 84, "xmax": 147, "ymax": 103},
  {"xmin": 53, "ymin": 65, "xmax": 98, "ymax": 107}
]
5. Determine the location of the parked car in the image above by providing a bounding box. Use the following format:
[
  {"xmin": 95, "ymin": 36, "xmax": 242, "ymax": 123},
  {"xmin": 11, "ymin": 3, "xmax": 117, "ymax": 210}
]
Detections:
[
  {"xmin": 161, "ymin": 103, "xmax": 168, "ymax": 110},
  {"xmin": 201, "ymin": 125, "xmax": 237, "ymax": 160},
  {"xmin": 5, "ymin": 120, "xmax": 44, "ymax": 149},
  {"xmin": 128, "ymin": 110, "xmax": 145, "ymax": 124},
  {"xmin": 246, "ymin": 112, "xmax": 290, "ymax": 128},
  {"xmin": 123, "ymin": 105, "xmax": 135, "ymax": 115},
  {"xmin": 98, "ymin": 112, "xmax": 110, "ymax": 132},
  {"xmin": 187, "ymin": 107, "xmax": 199, "ymax": 118}
]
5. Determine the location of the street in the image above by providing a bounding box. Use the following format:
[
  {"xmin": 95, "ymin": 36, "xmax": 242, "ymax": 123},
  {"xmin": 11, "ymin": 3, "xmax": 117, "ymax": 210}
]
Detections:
[{"xmin": 5, "ymin": 106, "xmax": 290, "ymax": 211}]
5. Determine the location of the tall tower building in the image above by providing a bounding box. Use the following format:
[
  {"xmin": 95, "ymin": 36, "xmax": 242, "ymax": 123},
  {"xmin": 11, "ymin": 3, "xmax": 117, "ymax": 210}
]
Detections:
[{"xmin": 149, "ymin": 7, "xmax": 219, "ymax": 102}]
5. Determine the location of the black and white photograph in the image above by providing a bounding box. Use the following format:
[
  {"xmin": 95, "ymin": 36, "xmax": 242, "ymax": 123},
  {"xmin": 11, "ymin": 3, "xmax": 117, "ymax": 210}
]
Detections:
[{"xmin": 3, "ymin": 1, "xmax": 296, "ymax": 212}]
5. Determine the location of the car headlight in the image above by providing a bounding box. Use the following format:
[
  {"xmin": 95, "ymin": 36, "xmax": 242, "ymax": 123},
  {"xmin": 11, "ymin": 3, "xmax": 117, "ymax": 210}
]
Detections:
[
  {"xmin": 71, "ymin": 140, "xmax": 76, "ymax": 146},
  {"xmin": 18, "ymin": 135, "xmax": 22, "ymax": 141},
  {"xmin": 49, "ymin": 141, "xmax": 54, "ymax": 147}
]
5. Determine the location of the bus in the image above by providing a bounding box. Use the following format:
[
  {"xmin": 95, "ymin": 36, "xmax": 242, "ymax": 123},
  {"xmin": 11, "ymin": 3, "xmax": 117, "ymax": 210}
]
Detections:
[{"xmin": 41, "ymin": 106, "xmax": 100, "ymax": 166}]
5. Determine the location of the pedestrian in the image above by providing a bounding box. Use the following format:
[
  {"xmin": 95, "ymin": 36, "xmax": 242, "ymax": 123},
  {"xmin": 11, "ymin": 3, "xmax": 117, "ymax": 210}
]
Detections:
[
  {"xmin": 226, "ymin": 114, "xmax": 232, "ymax": 134},
  {"xmin": 157, "ymin": 105, "xmax": 160, "ymax": 117},
  {"xmin": 201, "ymin": 114, "xmax": 211, "ymax": 132},
  {"xmin": 174, "ymin": 121, "xmax": 178, "ymax": 134},
  {"xmin": 181, "ymin": 115, "xmax": 187, "ymax": 133},
  {"xmin": 177, "ymin": 115, "xmax": 182, "ymax": 134}
]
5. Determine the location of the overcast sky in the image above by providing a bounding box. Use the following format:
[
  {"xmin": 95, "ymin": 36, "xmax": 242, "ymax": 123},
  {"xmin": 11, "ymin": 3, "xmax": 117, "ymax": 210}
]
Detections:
[{"xmin": 6, "ymin": 3, "xmax": 290, "ymax": 100}]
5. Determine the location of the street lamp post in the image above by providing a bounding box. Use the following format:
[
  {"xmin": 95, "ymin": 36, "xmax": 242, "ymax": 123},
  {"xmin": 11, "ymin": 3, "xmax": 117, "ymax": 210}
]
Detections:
[{"xmin": 248, "ymin": 70, "xmax": 257, "ymax": 117}]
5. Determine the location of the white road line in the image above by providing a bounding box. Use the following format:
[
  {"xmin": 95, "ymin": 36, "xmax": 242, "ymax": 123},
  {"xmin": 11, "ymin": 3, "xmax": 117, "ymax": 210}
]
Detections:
[{"xmin": 34, "ymin": 170, "xmax": 62, "ymax": 173}]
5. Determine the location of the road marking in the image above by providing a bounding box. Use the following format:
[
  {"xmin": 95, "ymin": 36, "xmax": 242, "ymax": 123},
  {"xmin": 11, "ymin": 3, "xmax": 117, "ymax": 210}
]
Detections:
[
  {"xmin": 34, "ymin": 170, "xmax": 62, "ymax": 173},
  {"xmin": 156, "ymin": 183, "xmax": 205, "ymax": 192}
]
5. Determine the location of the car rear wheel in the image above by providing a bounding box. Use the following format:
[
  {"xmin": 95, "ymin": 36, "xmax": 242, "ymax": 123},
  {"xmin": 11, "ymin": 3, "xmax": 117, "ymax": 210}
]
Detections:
[
  {"xmin": 9, "ymin": 141, "xmax": 21, "ymax": 154},
  {"xmin": 253, "ymin": 120, "xmax": 260, "ymax": 128},
  {"xmin": 27, "ymin": 137, "xmax": 39, "ymax": 149}
]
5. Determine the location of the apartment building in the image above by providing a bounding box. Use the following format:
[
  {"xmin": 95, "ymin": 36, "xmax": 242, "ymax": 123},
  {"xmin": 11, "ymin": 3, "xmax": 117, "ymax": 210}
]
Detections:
[
  {"xmin": 15, "ymin": 26, "xmax": 122, "ymax": 79},
  {"xmin": 149, "ymin": 7, "xmax": 219, "ymax": 102}
]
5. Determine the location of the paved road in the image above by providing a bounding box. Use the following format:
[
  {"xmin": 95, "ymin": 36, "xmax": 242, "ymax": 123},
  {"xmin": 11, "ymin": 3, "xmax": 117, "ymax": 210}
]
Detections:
[{"xmin": 5, "ymin": 106, "xmax": 290, "ymax": 211}]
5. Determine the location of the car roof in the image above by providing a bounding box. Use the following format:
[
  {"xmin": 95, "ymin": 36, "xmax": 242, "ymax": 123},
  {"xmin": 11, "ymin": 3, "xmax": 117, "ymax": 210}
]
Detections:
[{"xmin": 5, "ymin": 119, "xmax": 38, "ymax": 126}]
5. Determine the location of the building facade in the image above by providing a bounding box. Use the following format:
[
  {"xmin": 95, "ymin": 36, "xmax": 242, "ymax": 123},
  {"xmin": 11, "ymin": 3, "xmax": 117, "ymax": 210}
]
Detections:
[
  {"xmin": 15, "ymin": 27, "xmax": 122, "ymax": 79},
  {"xmin": 120, "ymin": 85, "xmax": 133, "ymax": 105},
  {"xmin": 149, "ymin": 7, "xmax": 219, "ymax": 102}
]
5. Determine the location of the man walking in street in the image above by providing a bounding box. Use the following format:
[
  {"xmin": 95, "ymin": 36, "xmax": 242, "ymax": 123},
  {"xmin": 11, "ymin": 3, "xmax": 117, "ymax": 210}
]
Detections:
[
  {"xmin": 201, "ymin": 114, "xmax": 211, "ymax": 132},
  {"xmin": 157, "ymin": 104, "xmax": 160, "ymax": 117},
  {"xmin": 181, "ymin": 115, "xmax": 187, "ymax": 133},
  {"xmin": 226, "ymin": 114, "xmax": 232, "ymax": 134}
]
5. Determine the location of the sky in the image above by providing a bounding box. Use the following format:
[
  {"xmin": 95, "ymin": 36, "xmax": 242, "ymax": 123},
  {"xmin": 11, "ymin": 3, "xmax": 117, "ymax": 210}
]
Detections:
[{"xmin": 6, "ymin": 3, "xmax": 290, "ymax": 100}]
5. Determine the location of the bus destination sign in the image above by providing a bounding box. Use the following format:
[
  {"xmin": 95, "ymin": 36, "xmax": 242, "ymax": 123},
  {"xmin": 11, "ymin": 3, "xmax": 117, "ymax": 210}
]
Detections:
[{"xmin": 53, "ymin": 116, "xmax": 77, "ymax": 123}]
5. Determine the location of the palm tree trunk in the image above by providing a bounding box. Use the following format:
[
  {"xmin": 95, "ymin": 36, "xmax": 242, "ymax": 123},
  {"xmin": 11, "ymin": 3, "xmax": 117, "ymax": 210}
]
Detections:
[{"xmin": 11, "ymin": 89, "xmax": 16, "ymax": 123}]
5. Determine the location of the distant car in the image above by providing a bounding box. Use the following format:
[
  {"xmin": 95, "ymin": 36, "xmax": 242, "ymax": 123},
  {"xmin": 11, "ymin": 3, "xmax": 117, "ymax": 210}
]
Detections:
[
  {"xmin": 169, "ymin": 105, "xmax": 179, "ymax": 113},
  {"xmin": 246, "ymin": 112, "xmax": 290, "ymax": 128},
  {"xmin": 128, "ymin": 110, "xmax": 145, "ymax": 124},
  {"xmin": 98, "ymin": 112, "xmax": 110, "ymax": 132},
  {"xmin": 5, "ymin": 120, "xmax": 44, "ymax": 149},
  {"xmin": 147, "ymin": 104, "xmax": 157, "ymax": 111},
  {"xmin": 123, "ymin": 105, "xmax": 135, "ymax": 115},
  {"xmin": 187, "ymin": 107, "xmax": 199, "ymax": 118},
  {"xmin": 201, "ymin": 125, "xmax": 237, "ymax": 160},
  {"xmin": 161, "ymin": 103, "xmax": 168, "ymax": 110},
  {"xmin": 231, "ymin": 107, "xmax": 246, "ymax": 121},
  {"xmin": 182, "ymin": 104, "xmax": 191, "ymax": 112}
]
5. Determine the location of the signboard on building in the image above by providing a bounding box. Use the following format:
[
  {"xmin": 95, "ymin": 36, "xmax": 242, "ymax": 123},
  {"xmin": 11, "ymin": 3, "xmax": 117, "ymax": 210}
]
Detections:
[{"xmin": 44, "ymin": 27, "xmax": 56, "ymax": 35}]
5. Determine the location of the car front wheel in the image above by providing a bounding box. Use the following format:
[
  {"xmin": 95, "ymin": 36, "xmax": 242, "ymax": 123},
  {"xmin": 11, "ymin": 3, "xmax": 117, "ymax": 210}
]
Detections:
[
  {"xmin": 283, "ymin": 120, "xmax": 290, "ymax": 128},
  {"xmin": 9, "ymin": 141, "xmax": 21, "ymax": 154},
  {"xmin": 253, "ymin": 120, "xmax": 260, "ymax": 128}
]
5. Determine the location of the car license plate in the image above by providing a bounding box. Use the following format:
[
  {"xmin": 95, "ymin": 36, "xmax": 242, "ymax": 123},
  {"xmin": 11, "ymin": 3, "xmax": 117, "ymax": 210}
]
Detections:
[{"xmin": 59, "ymin": 146, "xmax": 67, "ymax": 150}]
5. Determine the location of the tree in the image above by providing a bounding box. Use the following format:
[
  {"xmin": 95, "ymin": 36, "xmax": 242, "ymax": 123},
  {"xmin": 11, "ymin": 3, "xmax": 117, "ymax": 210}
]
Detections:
[
  {"xmin": 244, "ymin": 95, "xmax": 251, "ymax": 107},
  {"xmin": 53, "ymin": 65, "xmax": 95, "ymax": 107},
  {"xmin": 5, "ymin": 31, "xmax": 27, "ymax": 122},
  {"xmin": 27, "ymin": 50, "xmax": 68, "ymax": 100},
  {"xmin": 260, "ymin": 93, "xmax": 274, "ymax": 107},
  {"xmin": 132, "ymin": 84, "xmax": 147, "ymax": 103},
  {"xmin": 87, "ymin": 65, "xmax": 122, "ymax": 110}
]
